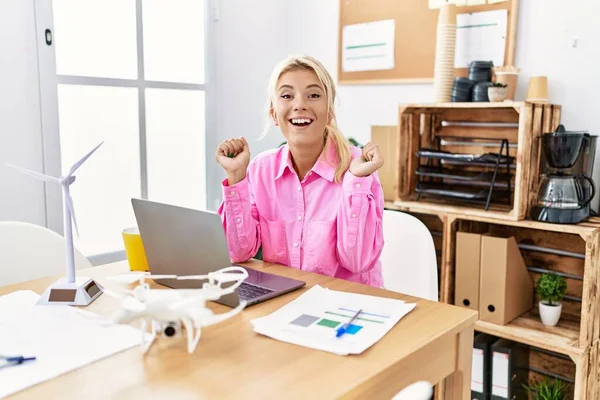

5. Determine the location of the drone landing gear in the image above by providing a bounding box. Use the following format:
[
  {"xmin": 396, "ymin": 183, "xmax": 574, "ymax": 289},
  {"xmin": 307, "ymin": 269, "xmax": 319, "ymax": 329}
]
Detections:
[
  {"xmin": 181, "ymin": 317, "xmax": 201, "ymax": 354},
  {"xmin": 140, "ymin": 319, "xmax": 158, "ymax": 354}
]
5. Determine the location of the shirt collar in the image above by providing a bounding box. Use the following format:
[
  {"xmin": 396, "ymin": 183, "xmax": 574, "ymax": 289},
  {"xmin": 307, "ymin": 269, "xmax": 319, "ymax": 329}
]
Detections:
[
  {"xmin": 275, "ymin": 142, "xmax": 336, "ymax": 182},
  {"xmin": 275, "ymin": 144, "xmax": 294, "ymax": 180}
]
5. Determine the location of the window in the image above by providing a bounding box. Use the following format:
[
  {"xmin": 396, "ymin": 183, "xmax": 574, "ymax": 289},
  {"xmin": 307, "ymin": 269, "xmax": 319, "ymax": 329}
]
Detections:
[{"xmin": 36, "ymin": 0, "xmax": 209, "ymax": 263}]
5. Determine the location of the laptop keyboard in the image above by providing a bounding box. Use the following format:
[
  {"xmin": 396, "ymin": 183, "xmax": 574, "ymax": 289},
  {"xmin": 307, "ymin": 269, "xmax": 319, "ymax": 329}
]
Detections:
[{"xmin": 237, "ymin": 282, "xmax": 275, "ymax": 300}]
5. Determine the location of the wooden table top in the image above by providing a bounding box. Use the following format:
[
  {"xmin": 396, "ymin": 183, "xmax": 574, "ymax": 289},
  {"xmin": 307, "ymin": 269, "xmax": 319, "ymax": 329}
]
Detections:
[{"xmin": 1, "ymin": 260, "xmax": 477, "ymax": 399}]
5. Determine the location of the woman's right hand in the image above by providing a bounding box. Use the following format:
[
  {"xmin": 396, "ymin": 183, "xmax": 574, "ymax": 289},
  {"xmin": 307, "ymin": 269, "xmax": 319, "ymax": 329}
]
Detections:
[{"xmin": 216, "ymin": 137, "xmax": 251, "ymax": 185}]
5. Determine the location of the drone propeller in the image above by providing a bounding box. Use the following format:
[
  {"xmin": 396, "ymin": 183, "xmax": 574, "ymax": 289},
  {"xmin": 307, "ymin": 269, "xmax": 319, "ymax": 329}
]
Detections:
[{"xmin": 177, "ymin": 266, "xmax": 249, "ymax": 283}]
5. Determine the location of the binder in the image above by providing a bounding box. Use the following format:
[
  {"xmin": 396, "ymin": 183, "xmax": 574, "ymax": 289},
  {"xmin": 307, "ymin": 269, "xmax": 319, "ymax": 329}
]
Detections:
[
  {"xmin": 454, "ymin": 232, "xmax": 482, "ymax": 312},
  {"xmin": 472, "ymin": 333, "xmax": 498, "ymax": 400},
  {"xmin": 491, "ymin": 339, "xmax": 529, "ymax": 400},
  {"xmin": 479, "ymin": 236, "xmax": 533, "ymax": 325}
]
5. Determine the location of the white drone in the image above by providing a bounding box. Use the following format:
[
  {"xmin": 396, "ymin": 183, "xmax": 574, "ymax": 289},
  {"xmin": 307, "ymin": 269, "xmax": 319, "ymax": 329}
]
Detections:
[{"xmin": 105, "ymin": 266, "xmax": 249, "ymax": 354}]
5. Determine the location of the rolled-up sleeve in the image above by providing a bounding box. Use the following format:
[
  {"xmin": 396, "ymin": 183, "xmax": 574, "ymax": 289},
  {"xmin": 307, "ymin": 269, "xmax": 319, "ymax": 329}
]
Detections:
[
  {"xmin": 335, "ymin": 170, "xmax": 384, "ymax": 275},
  {"xmin": 217, "ymin": 176, "xmax": 261, "ymax": 263}
]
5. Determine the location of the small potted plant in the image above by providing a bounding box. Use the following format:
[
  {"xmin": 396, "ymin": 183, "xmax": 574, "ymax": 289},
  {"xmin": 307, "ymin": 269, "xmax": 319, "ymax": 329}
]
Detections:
[
  {"xmin": 524, "ymin": 377, "xmax": 569, "ymax": 400},
  {"xmin": 488, "ymin": 82, "xmax": 508, "ymax": 102},
  {"xmin": 536, "ymin": 272, "xmax": 567, "ymax": 327}
]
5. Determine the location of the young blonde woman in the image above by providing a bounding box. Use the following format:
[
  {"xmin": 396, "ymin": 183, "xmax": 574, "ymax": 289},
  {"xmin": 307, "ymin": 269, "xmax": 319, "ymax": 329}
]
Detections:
[{"xmin": 216, "ymin": 55, "xmax": 385, "ymax": 287}]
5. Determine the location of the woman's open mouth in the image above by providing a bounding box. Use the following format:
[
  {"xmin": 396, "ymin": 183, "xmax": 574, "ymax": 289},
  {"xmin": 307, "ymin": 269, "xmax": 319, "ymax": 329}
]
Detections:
[{"xmin": 289, "ymin": 118, "xmax": 314, "ymax": 128}]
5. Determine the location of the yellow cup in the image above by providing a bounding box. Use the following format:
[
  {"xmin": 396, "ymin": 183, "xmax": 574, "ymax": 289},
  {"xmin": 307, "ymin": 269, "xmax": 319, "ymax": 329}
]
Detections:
[{"xmin": 122, "ymin": 227, "xmax": 149, "ymax": 271}]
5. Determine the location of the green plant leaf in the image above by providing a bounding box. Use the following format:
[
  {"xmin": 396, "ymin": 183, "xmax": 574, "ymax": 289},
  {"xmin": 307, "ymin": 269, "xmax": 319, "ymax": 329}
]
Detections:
[
  {"xmin": 523, "ymin": 377, "xmax": 569, "ymax": 400},
  {"xmin": 536, "ymin": 273, "xmax": 567, "ymax": 304}
]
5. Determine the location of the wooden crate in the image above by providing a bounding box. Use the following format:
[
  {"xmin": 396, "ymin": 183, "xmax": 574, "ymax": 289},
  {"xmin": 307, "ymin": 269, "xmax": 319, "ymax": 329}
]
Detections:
[
  {"xmin": 394, "ymin": 102, "xmax": 562, "ymax": 221},
  {"xmin": 442, "ymin": 214, "xmax": 600, "ymax": 362}
]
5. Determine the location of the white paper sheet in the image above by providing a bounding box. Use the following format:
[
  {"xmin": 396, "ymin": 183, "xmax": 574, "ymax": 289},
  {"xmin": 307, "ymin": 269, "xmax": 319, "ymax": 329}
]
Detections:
[
  {"xmin": 250, "ymin": 285, "xmax": 415, "ymax": 356},
  {"xmin": 0, "ymin": 290, "xmax": 141, "ymax": 398},
  {"xmin": 342, "ymin": 20, "xmax": 395, "ymax": 72},
  {"xmin": 454, "ymin": 9, "xmax": 508, "ymax": 68}
]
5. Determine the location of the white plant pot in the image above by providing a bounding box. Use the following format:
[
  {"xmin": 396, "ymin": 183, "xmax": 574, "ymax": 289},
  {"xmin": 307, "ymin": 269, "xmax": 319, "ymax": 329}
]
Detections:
[{"xmin": 539, "ymin": 301, "xmax": 562, "ymax": 327}]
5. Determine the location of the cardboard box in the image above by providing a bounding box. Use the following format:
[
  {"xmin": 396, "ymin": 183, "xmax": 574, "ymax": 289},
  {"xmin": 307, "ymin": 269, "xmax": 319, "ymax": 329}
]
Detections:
[
  {"xmin": 454, "ymin": 232, "xmax": 481, "ymax": 312},
  {"xmin": 479, "ymin": 236, "xmax": 533, "ymax": 325},
  {"xmin": 370, "ymin": 126, "xmax": 398, "ymax": 201}
]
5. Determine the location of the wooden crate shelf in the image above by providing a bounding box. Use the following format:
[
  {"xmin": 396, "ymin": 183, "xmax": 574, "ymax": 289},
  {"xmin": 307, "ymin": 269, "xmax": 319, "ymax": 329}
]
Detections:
[
  {"xmin": 394, "ymin": 101, "xmax": 562, "ymax": 221},
  {"xmin": 443, "ymin": 214, "xmax": 600, "ymax": 361},
  {"xmin": 475, "ymin": 314, "xmax": 583, "ymax": 360}
]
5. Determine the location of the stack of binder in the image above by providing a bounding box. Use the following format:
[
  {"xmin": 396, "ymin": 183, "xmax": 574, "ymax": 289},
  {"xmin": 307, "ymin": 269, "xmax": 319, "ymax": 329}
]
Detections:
[{"xmin": 471, "ymin": 335, "xmax": 530, "ymax": 400}]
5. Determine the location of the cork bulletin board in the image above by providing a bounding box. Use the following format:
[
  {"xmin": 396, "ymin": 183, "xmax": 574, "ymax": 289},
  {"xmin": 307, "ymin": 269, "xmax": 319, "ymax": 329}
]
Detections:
[{"xmin": 337, "ymin": 0, "xmax": 519, "ymax": 84}]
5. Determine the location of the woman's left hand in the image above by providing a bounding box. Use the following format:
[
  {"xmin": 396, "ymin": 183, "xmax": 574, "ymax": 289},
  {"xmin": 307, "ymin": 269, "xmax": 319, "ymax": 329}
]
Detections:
[{"xmin": 349, "ymin": 142, "xmax": 384, "ymax": 177}]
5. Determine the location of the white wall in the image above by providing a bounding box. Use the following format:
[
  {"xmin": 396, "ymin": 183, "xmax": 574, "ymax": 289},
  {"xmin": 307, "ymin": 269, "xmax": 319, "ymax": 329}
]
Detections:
[
  {"xmin": 206, "ymin": 0, "xmax": 307, "ymax": 210},
  {"xmin": 0, "ymin": 0, "xmax": 46, "ymax": 225}
]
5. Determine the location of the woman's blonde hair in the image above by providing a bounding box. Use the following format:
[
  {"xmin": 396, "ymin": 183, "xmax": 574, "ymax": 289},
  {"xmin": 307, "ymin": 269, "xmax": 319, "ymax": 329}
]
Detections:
[{"xmin": 263, "ymin": 55, "xmax": 351, "ymax": 183}]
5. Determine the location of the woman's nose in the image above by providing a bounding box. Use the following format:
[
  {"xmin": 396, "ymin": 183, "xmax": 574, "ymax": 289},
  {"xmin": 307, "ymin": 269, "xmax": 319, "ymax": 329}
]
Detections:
[{"xmin": 293, "ymin": 98, "xmax": 307, "ymax": 111}]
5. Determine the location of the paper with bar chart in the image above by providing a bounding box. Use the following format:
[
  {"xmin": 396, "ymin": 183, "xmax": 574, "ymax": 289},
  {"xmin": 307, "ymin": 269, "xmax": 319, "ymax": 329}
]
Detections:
[
  {"xmin": 341, "ymin": 19, "xmax": 395, "ymax": 72},
  {"xmin": 250, "ymin": 285, "xmax": 415, "ymax": 355}
]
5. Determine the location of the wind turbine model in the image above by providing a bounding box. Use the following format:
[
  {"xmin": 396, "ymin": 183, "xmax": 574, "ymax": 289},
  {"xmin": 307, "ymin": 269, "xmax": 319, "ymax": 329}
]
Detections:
[{"xmin": 6, "ymin": 142, "xmax": 104, "ymax": 306}]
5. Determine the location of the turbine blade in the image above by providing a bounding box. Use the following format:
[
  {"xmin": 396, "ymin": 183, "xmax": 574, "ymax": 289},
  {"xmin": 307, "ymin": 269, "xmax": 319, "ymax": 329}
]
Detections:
[
  {"xmin": 5, "ymin": 164, "xmax": 60, "ymax": 183},
  {"xmin": 65, "ymin": 192, "xmax": 79, "ymax": 238},
  {"xmin": 67, "ymin": 141, "xmax": 104, "ymax": 176}
]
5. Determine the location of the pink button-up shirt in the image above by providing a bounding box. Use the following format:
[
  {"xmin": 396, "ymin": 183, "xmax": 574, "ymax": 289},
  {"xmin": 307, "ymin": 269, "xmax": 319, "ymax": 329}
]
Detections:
[{"xmin": 218, "ymin": 143, "xmax": 384, "ymax": 287}]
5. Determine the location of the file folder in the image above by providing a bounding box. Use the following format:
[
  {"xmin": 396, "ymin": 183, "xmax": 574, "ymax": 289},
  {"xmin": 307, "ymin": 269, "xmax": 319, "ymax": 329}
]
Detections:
[
  {"xmin": 454, "ymin": 231, "xmax": 482, "ymax": 312},
  {"xmin": 472, "ymin": 333, "xmax": 498, "ymax": 400},
  {"xmin": 491, "ymin": 338, "xmax": 529, "ymax": 400},
  {"xmin": 479, "ymin": 235, "xmax": 533, "ymax": 325}
]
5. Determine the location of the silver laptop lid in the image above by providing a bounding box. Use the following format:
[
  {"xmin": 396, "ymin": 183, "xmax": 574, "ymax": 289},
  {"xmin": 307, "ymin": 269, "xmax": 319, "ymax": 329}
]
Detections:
[{"xmin": 131, "ymin": 198, "xmax": 232, "ymax": 285}]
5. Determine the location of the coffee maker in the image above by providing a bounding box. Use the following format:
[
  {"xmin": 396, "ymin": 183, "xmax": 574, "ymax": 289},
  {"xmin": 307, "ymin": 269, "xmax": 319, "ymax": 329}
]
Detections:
[{"xmin": 532, "ymin": 125, "xmax": 597, "ymax": 224}]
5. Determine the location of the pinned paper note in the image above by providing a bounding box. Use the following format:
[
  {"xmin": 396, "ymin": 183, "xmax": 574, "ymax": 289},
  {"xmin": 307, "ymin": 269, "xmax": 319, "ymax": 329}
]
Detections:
[
  {"xmin": 429, "ymin": 0, "xmax": 508, "ymax": 8},
  {"xmin": 342, "ymin": 20, "xmax": 395, "ymax": 72},
  {"xmin": 454, "ymin": 9, "xmax": 508, "ymax": 68}
]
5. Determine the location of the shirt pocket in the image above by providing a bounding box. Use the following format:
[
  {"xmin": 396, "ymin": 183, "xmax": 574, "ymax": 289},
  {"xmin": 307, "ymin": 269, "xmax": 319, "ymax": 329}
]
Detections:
[
  {"xmin": 259, "ymin": 217, "xmax": 288, "ymax": 265},
  {"xmin": 305, "ymin": 220, "xmax": 337, "ymax": 276}
]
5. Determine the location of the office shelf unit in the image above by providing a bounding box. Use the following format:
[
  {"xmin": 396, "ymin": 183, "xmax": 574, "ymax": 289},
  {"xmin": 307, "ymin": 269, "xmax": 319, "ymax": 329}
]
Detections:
[
  {"xmin": 377, "ymin": 101, "xmax": 598, "ymax": 399},
  {"xmin": 384, "ymin": 204, "xmax": 600, "ymax": 399}
]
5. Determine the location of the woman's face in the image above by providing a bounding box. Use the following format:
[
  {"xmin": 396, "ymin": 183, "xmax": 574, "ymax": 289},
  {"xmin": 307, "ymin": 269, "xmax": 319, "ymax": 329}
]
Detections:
[{"xmin": 272, "ymin": 69, "xmax": 329, "ymax": 150}]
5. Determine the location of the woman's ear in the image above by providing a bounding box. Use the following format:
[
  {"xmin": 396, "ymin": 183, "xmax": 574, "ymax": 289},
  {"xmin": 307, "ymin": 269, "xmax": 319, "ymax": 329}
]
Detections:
[
  {"xmin": 270, "ymin": 105, "xmax": 279, "ymax": 126},
  {"xmin": 328, "ymin": 108, "xmax": 335, "ymax": 124}
]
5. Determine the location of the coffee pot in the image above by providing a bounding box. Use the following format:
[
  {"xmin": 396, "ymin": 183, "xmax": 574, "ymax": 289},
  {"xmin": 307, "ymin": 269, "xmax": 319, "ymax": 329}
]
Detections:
[{"xmin": 532, "ymin": 125, "xmax": 597, "ymax": 224}]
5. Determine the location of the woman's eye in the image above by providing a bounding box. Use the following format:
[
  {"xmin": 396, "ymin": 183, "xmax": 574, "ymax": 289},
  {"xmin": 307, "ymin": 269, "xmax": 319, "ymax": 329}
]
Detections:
[
  {"xmin": 280, "ymin": 94, "xmax": 292, "ymax": 99},
  {"xmin": 309, "ymin": 93, "xmax": 321, "ymax": 99}
]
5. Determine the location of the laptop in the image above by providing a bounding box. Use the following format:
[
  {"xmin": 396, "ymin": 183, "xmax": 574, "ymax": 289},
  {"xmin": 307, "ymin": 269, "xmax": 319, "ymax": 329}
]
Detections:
[{"xmin": 131, "ymin": 198, "xmax": 306, "ymax": 307}]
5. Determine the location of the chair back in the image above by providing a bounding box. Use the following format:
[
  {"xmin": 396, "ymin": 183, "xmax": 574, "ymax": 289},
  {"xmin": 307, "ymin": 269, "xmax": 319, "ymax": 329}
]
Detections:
[
  {"xmin": 381, "ymin": 209, "xmax": 438, "ymax": 301},
  {"xmin": 392, "ymin": 381, "xmax": 434, "ymax": 400},
  {"xmin": 0, "ymin": 221, "xmax": 92, "ymax": 287}
]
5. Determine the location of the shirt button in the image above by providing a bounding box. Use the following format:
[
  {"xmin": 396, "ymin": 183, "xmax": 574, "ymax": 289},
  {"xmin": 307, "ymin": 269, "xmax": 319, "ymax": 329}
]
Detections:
[
  {"xmin": 293, "ymin": 242, "xmax": 299, "ymax": 248},
  {"xmin": 230, "ymin": 190, "xmax": 236, "ymax": 195},
  {"xmin": 355, "ymin": 183, "xmax": 361, "ymax": 188},
  {"xmin": 297, "ymin": 216, "xmax": 302, "ymax": 221},
  {"xmin": 297, "ymin": 187, "xmax": 301, "ymax": 192},
  {"xmin": 236, "ymin": 217, "xmax": 241, "ymax": 223},
  {"xmin": 351, "ymin": 213, "xmax": 356, "ymax": 218}
]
